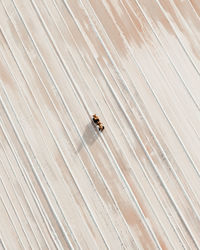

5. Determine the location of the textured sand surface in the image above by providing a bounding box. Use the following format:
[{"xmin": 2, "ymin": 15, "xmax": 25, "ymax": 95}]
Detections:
[{"xmin": 0, "ymin": 0, "xmax": 200, "ymax": 249}]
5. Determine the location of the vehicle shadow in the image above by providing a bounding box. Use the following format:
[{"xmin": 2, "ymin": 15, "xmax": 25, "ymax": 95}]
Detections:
[{"xmin": 77, "ymin": 122, "xmax": 98, "ymax": 153}]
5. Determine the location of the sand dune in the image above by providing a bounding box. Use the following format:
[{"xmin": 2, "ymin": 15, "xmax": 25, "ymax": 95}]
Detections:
[{"xmin": 0, "ymin": 0, "xmax": 200, "ymax": 249}]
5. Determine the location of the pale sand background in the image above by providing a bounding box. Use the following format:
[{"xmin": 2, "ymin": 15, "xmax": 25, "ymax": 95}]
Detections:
[{"xmin": 0, "ymin": 0, "xmax": 200, "ymax": 249}]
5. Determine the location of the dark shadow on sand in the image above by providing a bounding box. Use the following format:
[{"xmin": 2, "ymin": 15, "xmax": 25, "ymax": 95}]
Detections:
[{"xmin": 77, "ymin": 122, "xmax": 98, "ymax": 153}]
